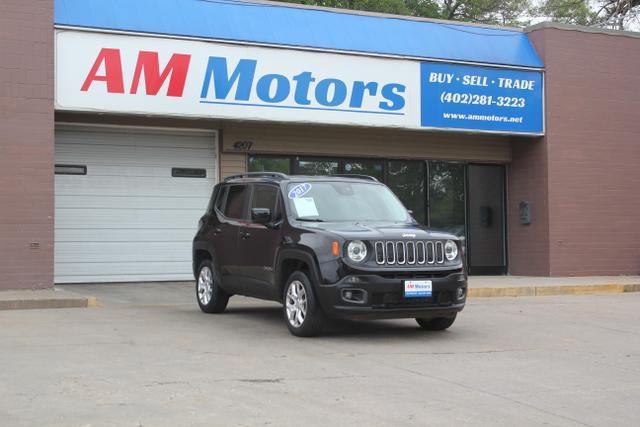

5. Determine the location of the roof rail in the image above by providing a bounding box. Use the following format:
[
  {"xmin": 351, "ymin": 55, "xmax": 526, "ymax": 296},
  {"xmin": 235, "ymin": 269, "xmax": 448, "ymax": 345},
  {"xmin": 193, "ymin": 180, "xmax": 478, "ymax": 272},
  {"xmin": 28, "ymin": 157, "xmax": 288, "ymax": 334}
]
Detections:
[
  {"xmin": 330, "ymin": 174, "xmax": 379, "ymax": 182},
  {"xmin": 223, "ymin": 172, "xmax": 290, "ymax": 182}
]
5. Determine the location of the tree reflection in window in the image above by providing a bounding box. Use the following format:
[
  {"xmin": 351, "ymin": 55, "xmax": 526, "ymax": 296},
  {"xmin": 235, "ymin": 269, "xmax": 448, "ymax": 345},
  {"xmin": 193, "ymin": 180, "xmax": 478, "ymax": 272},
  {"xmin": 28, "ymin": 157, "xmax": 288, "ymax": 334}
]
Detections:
[
  {"xmin": 387, "ymin": 161, "xmax": 426, "ymax": 224},
  {"xmin": 428, "ymin": 161, "xmax": 466, "ymax": 239},
  {"xmin": 297, "ymin": 159, "xmax": 339, "ymax": 175}
]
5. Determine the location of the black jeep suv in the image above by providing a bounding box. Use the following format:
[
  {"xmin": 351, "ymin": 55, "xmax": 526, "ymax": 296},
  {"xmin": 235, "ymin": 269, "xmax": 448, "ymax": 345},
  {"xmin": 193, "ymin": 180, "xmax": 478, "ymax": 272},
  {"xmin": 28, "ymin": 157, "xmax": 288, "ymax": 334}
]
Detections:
[{"xmin": 193, "ymin": 172, "xmax": 467, "ymax": 337}]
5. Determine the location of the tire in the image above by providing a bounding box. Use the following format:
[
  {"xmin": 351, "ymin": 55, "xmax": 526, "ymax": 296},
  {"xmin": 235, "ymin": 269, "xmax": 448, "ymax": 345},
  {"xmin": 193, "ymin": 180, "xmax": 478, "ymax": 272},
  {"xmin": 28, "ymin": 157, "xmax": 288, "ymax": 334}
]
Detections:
[
  {"xmin": 196, "ymin": 260, "xmax": 229, "ymax": 314},
  {"xmin": 283, "ymin": 271, "xmax": 325, "ymax": 337},
  {"xmin": 416, "ymin": 314, "xmax": 457, "ymax": 331}
]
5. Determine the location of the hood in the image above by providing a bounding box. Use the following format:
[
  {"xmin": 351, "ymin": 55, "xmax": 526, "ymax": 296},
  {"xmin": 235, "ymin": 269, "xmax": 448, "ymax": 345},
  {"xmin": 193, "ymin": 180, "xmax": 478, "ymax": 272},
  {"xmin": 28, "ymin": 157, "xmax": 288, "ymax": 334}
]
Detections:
[{"xmin": 296, "ymin": 221, "xmax": 459, "ymax": 241}]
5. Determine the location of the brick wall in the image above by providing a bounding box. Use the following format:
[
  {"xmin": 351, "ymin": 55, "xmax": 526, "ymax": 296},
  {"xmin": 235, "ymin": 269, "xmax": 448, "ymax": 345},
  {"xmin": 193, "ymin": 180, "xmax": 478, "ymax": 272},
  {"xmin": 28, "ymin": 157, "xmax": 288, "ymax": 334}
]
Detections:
[
  {"xmin": 0, "ymin": 0, "xmax": 54, "ymax": 289},
  {"xmin": 514, "ymin": 25, "xmax": 640, "ymax": 276}
]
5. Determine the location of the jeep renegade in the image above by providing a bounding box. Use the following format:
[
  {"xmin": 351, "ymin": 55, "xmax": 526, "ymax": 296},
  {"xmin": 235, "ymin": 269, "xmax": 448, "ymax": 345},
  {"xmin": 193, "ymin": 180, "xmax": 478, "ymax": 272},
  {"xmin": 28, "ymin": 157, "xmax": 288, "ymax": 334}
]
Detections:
[{"xmin": 193, "ymin": 172, "xmax": 467, "ymax": 337}]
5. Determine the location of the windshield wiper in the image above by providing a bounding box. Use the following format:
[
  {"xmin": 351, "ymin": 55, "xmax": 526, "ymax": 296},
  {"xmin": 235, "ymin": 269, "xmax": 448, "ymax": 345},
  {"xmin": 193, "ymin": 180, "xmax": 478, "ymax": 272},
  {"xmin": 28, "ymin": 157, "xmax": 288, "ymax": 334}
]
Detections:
[{"xmin": 295, "ymin": 218, "xmax": 324, "ymax": 222}]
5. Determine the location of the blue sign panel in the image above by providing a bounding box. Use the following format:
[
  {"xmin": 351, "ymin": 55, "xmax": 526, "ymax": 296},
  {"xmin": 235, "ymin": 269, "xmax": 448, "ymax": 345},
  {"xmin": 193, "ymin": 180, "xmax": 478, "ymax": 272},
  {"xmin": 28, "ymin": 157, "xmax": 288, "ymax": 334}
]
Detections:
[{"xmin": 421, "ymin": 63, "xmax": 544, "ymax": 135}]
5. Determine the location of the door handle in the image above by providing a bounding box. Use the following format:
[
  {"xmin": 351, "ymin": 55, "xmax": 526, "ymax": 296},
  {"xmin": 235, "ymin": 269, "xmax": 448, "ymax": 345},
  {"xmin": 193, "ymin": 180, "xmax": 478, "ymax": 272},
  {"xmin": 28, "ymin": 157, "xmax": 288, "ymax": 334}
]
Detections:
[{"xmin": 240, "ymin": 231, "xmax": 251, "ymax": 239}]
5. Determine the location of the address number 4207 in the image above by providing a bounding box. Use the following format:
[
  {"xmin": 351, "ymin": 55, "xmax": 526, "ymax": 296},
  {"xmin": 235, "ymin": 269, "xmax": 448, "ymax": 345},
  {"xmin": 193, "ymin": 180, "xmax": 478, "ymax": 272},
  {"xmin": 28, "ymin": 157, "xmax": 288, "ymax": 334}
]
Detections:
[{"xmin": 233, "ymin": 140, "xmax": 254, "ymax": 151}]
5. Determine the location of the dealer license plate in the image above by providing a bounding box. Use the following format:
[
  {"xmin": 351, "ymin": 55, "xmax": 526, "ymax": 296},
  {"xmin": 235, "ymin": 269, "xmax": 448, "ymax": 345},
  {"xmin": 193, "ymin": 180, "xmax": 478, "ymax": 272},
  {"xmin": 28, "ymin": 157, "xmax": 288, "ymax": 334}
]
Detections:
[{"xmin": 404, "ymin": 280, "xmax": 432, "ymax": 298}]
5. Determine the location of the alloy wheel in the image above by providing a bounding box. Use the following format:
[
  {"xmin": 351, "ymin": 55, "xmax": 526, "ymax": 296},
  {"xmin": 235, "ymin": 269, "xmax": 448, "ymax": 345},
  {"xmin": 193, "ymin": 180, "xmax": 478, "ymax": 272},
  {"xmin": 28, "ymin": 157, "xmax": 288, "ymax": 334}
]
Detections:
[
  {"xmin": 197, "ymin": 266, "xmax": 214, "ymax": 305},
  {"xmin": 285, "ymin": 280, "xmax": 308, "ymax": 328}
]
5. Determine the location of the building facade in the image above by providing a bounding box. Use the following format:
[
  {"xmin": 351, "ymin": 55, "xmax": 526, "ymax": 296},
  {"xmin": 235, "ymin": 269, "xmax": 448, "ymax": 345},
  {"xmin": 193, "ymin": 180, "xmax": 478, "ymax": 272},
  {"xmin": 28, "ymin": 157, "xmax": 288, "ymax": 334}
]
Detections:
[{"xmin": 1, "ymin": 0, "xmax": 639, "ymax": 289}]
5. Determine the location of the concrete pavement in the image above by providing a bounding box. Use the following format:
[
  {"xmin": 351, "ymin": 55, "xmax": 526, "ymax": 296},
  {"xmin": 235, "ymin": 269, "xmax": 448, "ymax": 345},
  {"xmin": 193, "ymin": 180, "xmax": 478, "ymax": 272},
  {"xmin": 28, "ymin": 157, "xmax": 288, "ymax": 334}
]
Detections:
[{"xmin": 1, "ymin": 282, "xmax": 639, "ymax": 426}]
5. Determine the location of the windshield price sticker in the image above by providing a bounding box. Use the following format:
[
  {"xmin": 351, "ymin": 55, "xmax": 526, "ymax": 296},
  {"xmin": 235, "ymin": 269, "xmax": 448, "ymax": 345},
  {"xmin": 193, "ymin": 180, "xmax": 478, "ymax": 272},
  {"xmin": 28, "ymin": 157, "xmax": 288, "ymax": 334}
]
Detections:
[
  {"xmin": 288, "ymin": 183, "xmax": 312, "ymax": 199},
  {"xmin": 293, "ymin": 197, "xmax": 319, "ymax": 217}
]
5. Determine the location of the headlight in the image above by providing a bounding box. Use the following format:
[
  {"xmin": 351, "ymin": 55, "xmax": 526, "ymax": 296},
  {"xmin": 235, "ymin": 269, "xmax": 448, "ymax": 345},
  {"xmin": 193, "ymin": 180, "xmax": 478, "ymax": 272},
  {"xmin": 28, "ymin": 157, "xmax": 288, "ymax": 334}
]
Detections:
[
  {"xmin": 445, "ymin": 240, "xmax": 458, "ymax": 261},
  {"xmin": 347, "ymin": 240, "xmax": 367, "ymax": 262}
]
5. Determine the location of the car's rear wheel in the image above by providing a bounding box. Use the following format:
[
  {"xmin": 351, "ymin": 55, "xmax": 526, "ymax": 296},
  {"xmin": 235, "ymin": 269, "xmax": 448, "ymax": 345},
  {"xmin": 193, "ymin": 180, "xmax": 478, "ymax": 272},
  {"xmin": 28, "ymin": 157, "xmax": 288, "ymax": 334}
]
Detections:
[
  {"xmin": 416, "ymin": 314, "xmax": 457, "ymax": 331},
  {"xmin": 283, "ymin": 271, "xmax": 325, "ymax": 337},
  {"xmin": 196, "ymin": 260, "xmax": 229, "ymax": 314}
]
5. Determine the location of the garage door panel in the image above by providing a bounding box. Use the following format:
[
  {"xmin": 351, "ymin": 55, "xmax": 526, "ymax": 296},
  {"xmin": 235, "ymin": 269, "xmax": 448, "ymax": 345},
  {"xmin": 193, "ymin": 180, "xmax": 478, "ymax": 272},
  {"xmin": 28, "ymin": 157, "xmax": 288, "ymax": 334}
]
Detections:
[
  {"xmin": 54, "ymin": 165, "xmax": 216, "ymax": 178},
  {"xmin": 58, "ymin": 130, "xmax": 215, "ymax": 149},
  {"xmin": 55, "ymin": 262, "xmax": 193, "ymax": 284},
  {"xmin": 56, "ymin": 195, "xmax": 211, "ymax": 210},
  {"xmin": 55, "ymin": 228, "xmax": 193, "ymax": 242},
  {"xmin": 55, "ymin": 241, "xmax": 193, "ymax": 263},
  {"xmin": 55, "ymin": 125, "xmax": 217, "ymax": 283},
  {"xmin": 55, "ymin": 147, "xmax": 216, "ymax": 167},
  {"xmin": 55, "ymin": 177, "xmax": 216, "ymax": 196},
  {"xmin": 56, "ymin": 208, "xmax": 204, "ymax": 229}
]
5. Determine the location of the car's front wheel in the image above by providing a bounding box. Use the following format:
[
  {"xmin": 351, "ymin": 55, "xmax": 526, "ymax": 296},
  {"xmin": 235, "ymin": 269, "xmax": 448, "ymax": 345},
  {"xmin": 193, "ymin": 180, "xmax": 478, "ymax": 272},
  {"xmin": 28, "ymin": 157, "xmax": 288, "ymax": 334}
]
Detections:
[
  {"xmin": 196, "ymin": 260, "xmax": 229, "ymax": 314},
  {"xmin": 283, "ymin": 271, "xmax": 325, "ymax": 337},
  {"xmin": 416, "ymin": 314, "xmax": 457, "ymax": 331}
]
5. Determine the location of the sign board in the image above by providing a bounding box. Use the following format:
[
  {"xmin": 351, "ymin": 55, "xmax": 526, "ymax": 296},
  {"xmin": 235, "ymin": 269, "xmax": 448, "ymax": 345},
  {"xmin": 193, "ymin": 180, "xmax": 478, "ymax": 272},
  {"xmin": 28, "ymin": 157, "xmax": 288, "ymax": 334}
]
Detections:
[
  {"xmin": 55, "ymin": 30, "xmax": 420, "ymax": 130},
  {"xmin": 55, "ymin": 30, "xmax": 544, "ymax": 135},
  {"xmin": 420, "ymin": 63, "xmax": 544, "ymax": 134}
]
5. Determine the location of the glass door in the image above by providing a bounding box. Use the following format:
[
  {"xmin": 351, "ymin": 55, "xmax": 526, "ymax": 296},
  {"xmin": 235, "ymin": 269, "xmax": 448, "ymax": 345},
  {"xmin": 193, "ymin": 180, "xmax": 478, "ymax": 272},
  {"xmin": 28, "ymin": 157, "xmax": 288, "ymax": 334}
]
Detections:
[
  {"xmin": 466, "ymin": 164, "xmax": 506, "ymax": 275},
  {"xmin": 427, "ymin": 161, "xmax": 466, "ymax": 239}
]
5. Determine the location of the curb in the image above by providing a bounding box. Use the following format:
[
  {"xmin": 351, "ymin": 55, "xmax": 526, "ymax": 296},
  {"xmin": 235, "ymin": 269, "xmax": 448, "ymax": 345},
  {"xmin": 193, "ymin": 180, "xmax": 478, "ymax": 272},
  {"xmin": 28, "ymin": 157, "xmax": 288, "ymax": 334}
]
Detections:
[
  {"xmin": 0, "ymin": 296, "xmax": 98, "ymax": 311},
  {"xmin": 468, "ymin": 283, "xmax": 640, "ymax": 298}
]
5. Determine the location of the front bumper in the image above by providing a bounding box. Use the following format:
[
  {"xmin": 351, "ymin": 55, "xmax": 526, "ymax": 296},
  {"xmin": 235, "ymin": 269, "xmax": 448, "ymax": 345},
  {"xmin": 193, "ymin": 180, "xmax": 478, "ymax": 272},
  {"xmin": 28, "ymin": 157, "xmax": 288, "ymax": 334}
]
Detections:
[{"xmin": 315, "ymin": 271, "xmax": 467, "ymax": 320}]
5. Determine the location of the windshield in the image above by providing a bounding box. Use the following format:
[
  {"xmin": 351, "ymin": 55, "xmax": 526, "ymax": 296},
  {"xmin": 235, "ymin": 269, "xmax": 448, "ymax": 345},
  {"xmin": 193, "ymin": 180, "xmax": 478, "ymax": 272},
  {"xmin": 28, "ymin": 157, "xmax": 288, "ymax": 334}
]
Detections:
[{"xmin": 286, "ymin": 181, "xmax": 410, "ymax": 222}]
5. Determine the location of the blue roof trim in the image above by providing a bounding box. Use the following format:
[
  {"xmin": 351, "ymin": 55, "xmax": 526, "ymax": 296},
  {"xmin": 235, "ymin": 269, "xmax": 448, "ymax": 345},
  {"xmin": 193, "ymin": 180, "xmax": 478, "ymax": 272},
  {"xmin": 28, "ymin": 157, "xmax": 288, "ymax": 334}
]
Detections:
[{"xmin": 54, "ymin": 0, "xmax": 544, "ymax": 68}]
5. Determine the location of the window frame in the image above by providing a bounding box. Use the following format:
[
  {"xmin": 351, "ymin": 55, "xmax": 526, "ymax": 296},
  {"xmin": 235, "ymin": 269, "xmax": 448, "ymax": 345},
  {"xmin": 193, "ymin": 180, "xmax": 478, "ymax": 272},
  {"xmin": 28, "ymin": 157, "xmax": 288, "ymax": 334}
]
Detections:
[
  {"xmin": 55, "ymin": 164, "xmax": 87, "ymax": 176},
  {"xmin": 171, "ymin": 167, "xmax": 207, "ymax": 178},
  {"xmin": 212, "ymin": 184, "xmax": 229, "ymax": 216}
]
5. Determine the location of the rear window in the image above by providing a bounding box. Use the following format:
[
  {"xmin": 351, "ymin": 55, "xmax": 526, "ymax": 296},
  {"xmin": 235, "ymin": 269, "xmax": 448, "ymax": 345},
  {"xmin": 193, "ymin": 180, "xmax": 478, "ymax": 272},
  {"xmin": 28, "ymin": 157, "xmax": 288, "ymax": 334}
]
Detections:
[{"xmin": 223, "ymin": 185, "xmax": 248, "ymax": 219}]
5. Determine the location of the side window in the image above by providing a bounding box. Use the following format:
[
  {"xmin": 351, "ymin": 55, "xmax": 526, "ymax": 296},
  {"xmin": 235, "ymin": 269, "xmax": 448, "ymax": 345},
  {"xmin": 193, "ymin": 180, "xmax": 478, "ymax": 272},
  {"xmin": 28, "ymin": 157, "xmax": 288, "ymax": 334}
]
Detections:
[
  {"xmin": 223, "ymin": 185, "xmax": 248, "ymax": 219},
  {"xmin": 213, "ymin": 185, "xmax": 228, "ymax": 214},
  {"xmin": 251, "ymin": 185, "xmax": 279, "ymax": 214}
]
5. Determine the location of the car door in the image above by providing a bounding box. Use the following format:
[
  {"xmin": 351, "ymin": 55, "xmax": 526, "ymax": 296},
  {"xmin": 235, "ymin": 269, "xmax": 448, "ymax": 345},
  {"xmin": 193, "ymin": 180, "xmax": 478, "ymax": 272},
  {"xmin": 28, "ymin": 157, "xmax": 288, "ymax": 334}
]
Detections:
[
  {"xmin": 237, "ymin": 183, "xmax": 283, "ymax": 300},
  {"xmin": 214, "ymin": 183, "xmax": 250, "ymax": 293}
]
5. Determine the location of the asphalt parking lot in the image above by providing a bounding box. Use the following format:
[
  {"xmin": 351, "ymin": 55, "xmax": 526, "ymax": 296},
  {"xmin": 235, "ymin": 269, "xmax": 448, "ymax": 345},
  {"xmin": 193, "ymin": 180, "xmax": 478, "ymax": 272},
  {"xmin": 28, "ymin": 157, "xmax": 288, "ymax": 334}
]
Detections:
[{"xmin": 1, "ymin": 283, "xmax": 639, "ymax": 427}]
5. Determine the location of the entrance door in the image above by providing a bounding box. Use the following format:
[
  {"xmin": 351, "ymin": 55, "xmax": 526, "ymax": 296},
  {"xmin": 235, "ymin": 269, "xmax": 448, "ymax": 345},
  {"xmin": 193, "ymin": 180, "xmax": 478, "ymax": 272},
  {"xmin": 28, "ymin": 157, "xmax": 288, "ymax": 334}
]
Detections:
[{"xmin": 467, "ymin": 164, "xmax": 506, "ymax": 275}]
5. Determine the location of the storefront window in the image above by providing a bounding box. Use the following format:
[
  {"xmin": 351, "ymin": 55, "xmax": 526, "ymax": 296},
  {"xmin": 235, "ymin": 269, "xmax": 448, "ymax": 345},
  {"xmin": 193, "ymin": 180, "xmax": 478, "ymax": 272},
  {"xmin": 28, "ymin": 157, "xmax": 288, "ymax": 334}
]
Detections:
[
  {"xmin": 428, "ymin": 161, "xmax": 466, "ymax": 239},
  {"xmin": 296, "ymin": 158, "xmax": 339, "ymax": 175},
  {"xmin": 343, "ymin": 160, "xmax": 384, "ymax": 182},
  {"xmin": 387, "ymin": 160, "xmax": 426, "ymax": 224},
  {"xmin": 248, "ymin": 156, "xmax": 292, "ymax": 174}
]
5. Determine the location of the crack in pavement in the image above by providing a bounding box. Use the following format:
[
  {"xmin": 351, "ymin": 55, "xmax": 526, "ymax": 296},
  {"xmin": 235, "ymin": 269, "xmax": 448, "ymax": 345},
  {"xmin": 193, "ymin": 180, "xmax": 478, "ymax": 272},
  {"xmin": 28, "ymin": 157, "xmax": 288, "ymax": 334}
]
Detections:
[{"xmin": 379, "ymin": 363, "xmax": 596, "ymax": 427}]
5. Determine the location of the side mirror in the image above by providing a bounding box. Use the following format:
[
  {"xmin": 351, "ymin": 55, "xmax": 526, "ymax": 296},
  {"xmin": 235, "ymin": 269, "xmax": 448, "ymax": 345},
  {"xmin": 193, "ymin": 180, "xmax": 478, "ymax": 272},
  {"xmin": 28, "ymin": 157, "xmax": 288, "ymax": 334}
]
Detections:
[{"xmin": 251, "ymin": 207, "xmax": 271, "ymax": 224}]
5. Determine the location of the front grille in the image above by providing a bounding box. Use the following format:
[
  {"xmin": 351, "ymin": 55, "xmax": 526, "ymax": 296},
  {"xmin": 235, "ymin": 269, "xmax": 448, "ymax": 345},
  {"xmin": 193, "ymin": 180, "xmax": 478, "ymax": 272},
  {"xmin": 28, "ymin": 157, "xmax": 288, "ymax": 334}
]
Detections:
[{"xmin": 374, "ymin": 240, "xmax": 445, "ymax": 266}]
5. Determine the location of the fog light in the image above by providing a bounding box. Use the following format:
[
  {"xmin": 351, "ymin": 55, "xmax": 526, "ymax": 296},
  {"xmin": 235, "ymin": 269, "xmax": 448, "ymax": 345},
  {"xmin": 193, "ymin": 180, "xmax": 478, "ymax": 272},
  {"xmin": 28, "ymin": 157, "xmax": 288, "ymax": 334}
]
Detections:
[
  {"xmin": 457, "ymin": 287, "xmax": 466, "ymax": 300},
  {"xmin": 342, "ymin": 289, "xmax": 366, "ymax": 303}
]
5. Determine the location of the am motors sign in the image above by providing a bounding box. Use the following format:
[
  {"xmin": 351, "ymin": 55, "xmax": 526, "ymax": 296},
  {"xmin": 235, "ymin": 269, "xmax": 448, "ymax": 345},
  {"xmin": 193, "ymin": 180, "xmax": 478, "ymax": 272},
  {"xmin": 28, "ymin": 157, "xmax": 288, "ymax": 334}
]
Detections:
[
  {"xmin": 55, "ymin": 30, "xmax": 544, "ymax": 135},
  {"xmin": 55, "ymin": 30, "xmax": 419, "ymax": 129}
]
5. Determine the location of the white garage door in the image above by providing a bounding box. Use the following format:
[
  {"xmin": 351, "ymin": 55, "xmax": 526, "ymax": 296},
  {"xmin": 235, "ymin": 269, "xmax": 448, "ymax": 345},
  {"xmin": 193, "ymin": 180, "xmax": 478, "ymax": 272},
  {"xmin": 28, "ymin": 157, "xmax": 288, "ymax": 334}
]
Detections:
[{"xmin": 54, "ymin": 125, "xmax": 217, "ymax": 283}]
